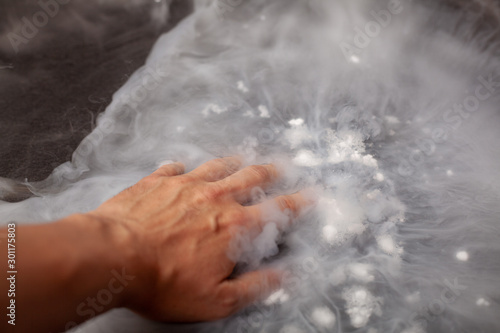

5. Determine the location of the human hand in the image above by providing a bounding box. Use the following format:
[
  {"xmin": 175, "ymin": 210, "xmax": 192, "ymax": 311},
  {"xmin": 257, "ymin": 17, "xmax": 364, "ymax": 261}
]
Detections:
[{"xmin": 88, "ymin": 157, "xmax": 313, "ymax": 322}]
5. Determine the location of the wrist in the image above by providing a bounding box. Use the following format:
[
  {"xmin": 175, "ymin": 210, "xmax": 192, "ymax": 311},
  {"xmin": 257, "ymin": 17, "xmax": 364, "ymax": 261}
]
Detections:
[{"xmin": 80, "ymin": 212, "xmax": 156, "ymax": 310}]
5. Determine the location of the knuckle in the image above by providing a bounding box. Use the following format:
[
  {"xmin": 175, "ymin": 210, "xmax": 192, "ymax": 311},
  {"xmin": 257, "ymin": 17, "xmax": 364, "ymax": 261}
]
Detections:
[
  {"xmin": 277, "ymin": 196, "xmax": 297, "ymax": 214},
  {"xmin": 137, "ymin": 175, "xmax": 159, "ymax": 189},
  {"xmin": 203, "ymin": 184, "xmax": 225, "ymax": 200},
  {"xmin": 223, "ymin": 157, "xmax": 241, "ymax": 173},
  {"xmin": 160, "ymin": 163, "xmax": 183, "ymax": 176},
  {"xmin": 248, "ymin": 165, "xmax": 270, "ymax": 180},
  {"xmin": 155, "ymin": 164, "xmax": 171, "ymax": 175},
  {"xmin": 214, "ymin": 305, "xmax": 235, "ymax": 320},
  {"xmin": 225, "ymin": 208, "xmax": 250, "ymax": 226},
  {"xmin": 216, "ymin": 290, "xmax": 240, "ymax": 316},
  {"xmin": 207, "ymin": 168, "xmax": 224, "ymax": 181},
  {"xmin": 193, "ymin": 184, "xmax": 224, "ymax": 203},
  {"xmin": 168, "ymin": 174, "xmax": 194, "ymax": 187},
  {"xmin": 221, "ymin": 294, "xmax": 239, "ymax": 309},
  {"xmin": 213, "ymin": 157, "xmax": 227, "ymax": 167}
]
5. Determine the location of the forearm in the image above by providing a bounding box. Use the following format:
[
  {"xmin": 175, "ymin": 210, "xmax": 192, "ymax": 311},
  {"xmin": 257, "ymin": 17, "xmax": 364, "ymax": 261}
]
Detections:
[{"xmin": 1, "ymin": 214, "xmax": 140, "ymax": 333}]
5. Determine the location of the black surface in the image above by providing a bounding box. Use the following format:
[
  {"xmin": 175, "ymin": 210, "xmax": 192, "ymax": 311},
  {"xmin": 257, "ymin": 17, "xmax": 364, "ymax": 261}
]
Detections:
[{"xmin": 0, "ymin": 0, "xmax": 192, "ymax": 181}]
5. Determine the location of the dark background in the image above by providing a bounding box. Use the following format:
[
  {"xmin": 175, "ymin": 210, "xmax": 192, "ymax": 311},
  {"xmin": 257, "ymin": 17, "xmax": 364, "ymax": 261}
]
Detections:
[
  {"xmin": 0, "ymin": 0, "xmax": 497, "ymax": 183},
  {"xmin": 0, "ymin": 0, "xmax": 192, "ymax": 182}
]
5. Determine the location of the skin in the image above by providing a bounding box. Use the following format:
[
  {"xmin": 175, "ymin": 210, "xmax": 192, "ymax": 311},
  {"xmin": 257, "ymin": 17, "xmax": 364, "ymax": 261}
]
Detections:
[{"xmin": 0, "ymin": 157, "xmax": 313, "ymax": 332}]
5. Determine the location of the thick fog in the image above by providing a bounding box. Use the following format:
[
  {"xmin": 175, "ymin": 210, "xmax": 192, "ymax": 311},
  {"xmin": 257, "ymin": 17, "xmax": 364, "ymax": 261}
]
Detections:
[{"xmin": 1, "ymin": 0, "xmax": 500, "ymax": 332}]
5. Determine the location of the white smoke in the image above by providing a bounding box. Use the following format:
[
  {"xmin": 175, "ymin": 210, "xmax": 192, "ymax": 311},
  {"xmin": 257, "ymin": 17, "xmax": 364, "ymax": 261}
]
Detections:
[{"xmin": 1, "ymin": 0, "xmax": 500, "ymax": 332}]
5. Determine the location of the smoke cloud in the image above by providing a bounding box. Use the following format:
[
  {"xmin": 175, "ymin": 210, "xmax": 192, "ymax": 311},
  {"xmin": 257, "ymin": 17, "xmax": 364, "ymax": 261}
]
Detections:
[{"xmin": 1, "ymin": 0, "xmax": 500, "ymax": 332}]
